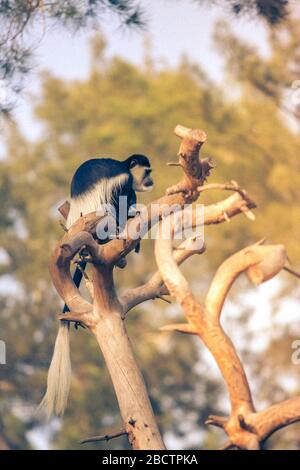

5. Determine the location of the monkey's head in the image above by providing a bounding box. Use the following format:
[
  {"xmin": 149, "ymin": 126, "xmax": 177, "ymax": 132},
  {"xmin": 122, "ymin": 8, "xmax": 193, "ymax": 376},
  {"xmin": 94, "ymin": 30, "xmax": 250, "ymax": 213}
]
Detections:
[{"xmin": 126, "ymin": 154, "xmax": 154, "ymax": 192}]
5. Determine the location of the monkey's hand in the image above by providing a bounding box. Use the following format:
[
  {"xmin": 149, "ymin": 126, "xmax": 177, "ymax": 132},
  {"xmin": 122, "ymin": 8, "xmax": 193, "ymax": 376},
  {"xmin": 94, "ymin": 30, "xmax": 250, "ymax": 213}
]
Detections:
[{"xmin": 116, "ymin": 257, "xmax": 127, "ymax": 269}]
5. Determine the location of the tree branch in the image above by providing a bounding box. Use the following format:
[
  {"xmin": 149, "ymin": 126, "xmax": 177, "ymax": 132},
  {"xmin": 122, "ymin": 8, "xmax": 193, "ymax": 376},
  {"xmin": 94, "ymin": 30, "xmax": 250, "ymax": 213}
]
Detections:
[
  {"xmin": 205, "ymin": 241, "xmax": 287, "ymax": 322},
  {"xmin": 154, "ymin": 211, "xmax": 296, "ymax": 449},
  {"xmin": 246, "ymin": 398, "xmax": 300, "ymax": 443},
  {"xmin": 120, "ymin": 236, "xmax": 205, "ymax": 315},
  {"xmin": 49, "ymin": 214, "xmax": 104, "ymax": 315},
  {"xmin": 80, "ymin": 430, "xmax": 127, "ymax": 445},
  {"xmin": 97, "ymin": 125, "xmax": 213, "ymax": 265},
  {"xmin": 121, "ymin": 189, "xmax": 256, "ymax": 316},
  {"xmin": 155, "ymin": 223, "xmax": 256, "ymax": 424}
]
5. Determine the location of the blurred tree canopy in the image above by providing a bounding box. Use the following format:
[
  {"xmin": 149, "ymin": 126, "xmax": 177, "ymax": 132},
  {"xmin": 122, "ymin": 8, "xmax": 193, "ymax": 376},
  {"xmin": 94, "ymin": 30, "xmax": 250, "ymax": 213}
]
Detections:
[
  {"xmin": 0, "ymin": 0, "xmax": 144, "ymax": 112},
  {"xmin": 0, "ymin": 16, "xmax": 300, "ymax": 449}
]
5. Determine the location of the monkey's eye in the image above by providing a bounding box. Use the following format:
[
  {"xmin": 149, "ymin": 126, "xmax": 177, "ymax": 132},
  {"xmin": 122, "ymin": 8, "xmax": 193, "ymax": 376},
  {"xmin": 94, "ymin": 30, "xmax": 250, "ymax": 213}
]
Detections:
[
  {"xmin": 145, "ymin": 168, "xmax": 152, "ymax": 175},
  {"xmin": 129, "ymin": 159, "xmax": 138, "ymax": 168}
]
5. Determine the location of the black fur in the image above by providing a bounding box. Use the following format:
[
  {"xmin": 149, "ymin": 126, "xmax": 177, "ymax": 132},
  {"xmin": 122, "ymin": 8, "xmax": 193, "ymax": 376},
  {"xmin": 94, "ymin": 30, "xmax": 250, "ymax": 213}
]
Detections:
[
  {"xmin": 70, "ymin": 155, "xmax": 151, "ymax": 198},
  {"xmin": 70, "ymin": 155, "xmax": 150, "ymax": 227},
  {"xmin": 63, "ymin": 155, "xmax": 150, "ymax": 317}
]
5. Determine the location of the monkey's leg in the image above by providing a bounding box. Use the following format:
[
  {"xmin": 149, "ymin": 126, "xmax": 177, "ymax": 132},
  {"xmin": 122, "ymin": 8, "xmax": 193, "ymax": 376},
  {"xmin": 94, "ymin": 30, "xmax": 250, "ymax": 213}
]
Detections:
[
  {"xmin": 127, "ymin": 205, "xmax": 141, "ymax": 254},
  {"xmin": 62, "ymin": 261, "xmax": 87, "ymax": 313}
]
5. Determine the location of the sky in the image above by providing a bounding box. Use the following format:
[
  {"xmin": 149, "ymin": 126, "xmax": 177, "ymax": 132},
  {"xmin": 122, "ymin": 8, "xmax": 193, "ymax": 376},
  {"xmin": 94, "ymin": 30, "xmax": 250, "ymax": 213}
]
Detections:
[{"xmin": 13, "ymin": 0, "xmax": 270, "ymax": 140}]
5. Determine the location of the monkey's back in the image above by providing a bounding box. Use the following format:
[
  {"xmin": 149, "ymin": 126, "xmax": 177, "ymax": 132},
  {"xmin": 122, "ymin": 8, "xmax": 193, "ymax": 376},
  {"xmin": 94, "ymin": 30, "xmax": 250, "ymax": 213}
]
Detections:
[
  {"xmin": 71, "ymin": 158, "xmax": 129, "ymax": 198},
  {"xmin": 66, "ymin": 158, "xmax": 134, "ymax": 229}
]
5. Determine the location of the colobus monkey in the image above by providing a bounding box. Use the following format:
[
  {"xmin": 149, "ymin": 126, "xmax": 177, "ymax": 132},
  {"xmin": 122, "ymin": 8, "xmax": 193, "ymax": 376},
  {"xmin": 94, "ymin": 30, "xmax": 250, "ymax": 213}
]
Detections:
[
  {"xmin": 64, "ymin": 154, "xmax": 153, "ymax": 302},
  {"xmin": 66, "ymin": 154, "xmax": 153, "ymax": 230},
  {"xmin": 40, "ymin": 155, "xmax": 153, "ymax": 417}
]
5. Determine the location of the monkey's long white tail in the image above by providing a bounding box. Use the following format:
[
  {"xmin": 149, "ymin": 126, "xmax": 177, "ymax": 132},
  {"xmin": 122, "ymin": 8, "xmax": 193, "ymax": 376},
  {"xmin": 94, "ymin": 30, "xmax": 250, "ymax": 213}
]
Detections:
[{"xmin": 39, "ymin": 321, "xmax": 71, "ymax": 417}]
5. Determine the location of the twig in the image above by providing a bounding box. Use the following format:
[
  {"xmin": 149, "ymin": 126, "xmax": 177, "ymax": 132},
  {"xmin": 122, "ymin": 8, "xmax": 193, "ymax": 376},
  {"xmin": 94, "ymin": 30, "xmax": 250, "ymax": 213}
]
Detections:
[
  {"xmin": 283, "ymin": 266, "xmax": 300, "ymax": 280},
  {"xmin": 58, "ymin": 201, "xmax": 70, "ymax": 219},
  {"xmin": 80, "ymin": 430, "xmax": 128, "ymax": 444},
  {"xmin": 197, "ymin": 181, "xmax": 241, "ymax": 195},
  {"xmin": 157, "ymin": 295, "xmax": 172, "ymax": 304},
  {"xmin": 205, "ymin": 415, "xmax": 227, "ymax": 429},
  {"xmin": 59, "ymin": 221, "xmax": 68, "ymax": 232}
]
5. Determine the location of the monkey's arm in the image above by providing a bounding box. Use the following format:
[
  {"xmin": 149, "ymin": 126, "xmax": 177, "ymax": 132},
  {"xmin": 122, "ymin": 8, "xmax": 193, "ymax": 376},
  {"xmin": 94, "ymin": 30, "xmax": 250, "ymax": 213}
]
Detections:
[{"xmin": 127, "ymin": 189, "xmax": 141, "ymax": 253}]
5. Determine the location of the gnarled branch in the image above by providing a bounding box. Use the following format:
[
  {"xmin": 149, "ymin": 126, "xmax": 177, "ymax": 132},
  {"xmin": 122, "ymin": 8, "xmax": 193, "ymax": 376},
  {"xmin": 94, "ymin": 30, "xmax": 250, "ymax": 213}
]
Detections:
[
  {"xmin": 121, "ymin": 188, "xmax": 256, "ymax": 316},
  {"xmin": 154, "ymin": 213, "xmax": 298, "ymax": 450}
]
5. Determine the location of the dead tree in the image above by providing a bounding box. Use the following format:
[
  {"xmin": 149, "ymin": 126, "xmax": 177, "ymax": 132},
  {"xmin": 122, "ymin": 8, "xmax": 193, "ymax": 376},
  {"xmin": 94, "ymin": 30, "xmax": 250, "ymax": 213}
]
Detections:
[{"xmin": 48, "ymin": 124, "xmax": 299, "ymax": 450}]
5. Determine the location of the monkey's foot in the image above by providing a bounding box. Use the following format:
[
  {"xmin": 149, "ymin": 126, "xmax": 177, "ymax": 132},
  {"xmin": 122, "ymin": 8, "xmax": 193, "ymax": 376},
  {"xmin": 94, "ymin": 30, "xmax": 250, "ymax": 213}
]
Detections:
[{"xmin": 116, "ymin": 257, "xmax": 127, "ymax": 269}]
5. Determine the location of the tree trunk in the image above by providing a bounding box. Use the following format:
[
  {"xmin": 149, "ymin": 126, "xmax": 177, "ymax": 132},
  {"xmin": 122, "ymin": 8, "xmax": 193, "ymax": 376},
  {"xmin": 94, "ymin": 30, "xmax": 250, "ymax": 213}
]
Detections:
[{"xmin": 91, "ymin": 266, "xmax": 165, "ymax": 450}]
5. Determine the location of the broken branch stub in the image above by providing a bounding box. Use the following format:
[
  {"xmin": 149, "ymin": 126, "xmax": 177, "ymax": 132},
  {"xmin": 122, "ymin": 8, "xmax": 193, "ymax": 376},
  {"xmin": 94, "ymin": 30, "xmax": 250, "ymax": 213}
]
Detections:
[
  {"xmin": 166, "ymin": 125, "xmax": 214, "ymax": 196},
  {"xmin": 246, "ymin": 245, "xmax": 287, "ymax": 285}
]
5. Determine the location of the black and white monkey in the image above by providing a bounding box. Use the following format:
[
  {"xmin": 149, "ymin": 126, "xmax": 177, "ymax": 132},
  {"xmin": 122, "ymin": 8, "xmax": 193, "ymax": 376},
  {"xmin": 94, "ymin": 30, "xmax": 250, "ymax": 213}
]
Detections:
[
  {"xmin": 64, "ymin": 154, "xmax": 154, "ymax": 306},
  {"xmin": 40, "ymin": 155, "xmax": 154, "ymax": 417},
  {"xmin": 67, "ymin": 154, "xmax": 153, "ymax": 229}
]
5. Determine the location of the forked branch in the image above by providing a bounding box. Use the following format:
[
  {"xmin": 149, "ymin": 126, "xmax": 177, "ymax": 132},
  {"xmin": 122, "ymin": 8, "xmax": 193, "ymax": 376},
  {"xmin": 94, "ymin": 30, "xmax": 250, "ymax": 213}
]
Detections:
[
  {"xmin": 155, "ymin": 214, "xmax": 299, "ymax": 450},
  {"xmin": 121, "ymin": 189, "xmax": 256, "ymax": 315}
]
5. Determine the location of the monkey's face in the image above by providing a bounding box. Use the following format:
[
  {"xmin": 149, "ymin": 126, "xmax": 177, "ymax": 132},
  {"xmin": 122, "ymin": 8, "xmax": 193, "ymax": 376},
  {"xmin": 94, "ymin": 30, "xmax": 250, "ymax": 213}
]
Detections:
[
  {"xmin": 129, "ymin": 156, "xmax": 154, "ymax": 192},
  {"xmin": 131, "ymin": 165, "xmax": 153, "ymax": 192}
]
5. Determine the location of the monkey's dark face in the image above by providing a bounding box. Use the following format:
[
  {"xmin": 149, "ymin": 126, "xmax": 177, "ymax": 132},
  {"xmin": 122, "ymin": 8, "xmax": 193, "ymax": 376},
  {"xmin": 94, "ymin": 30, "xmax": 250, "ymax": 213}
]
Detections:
[{"xmin": 127, "ymin": 155, "xmax": 154, "ymax": 192}]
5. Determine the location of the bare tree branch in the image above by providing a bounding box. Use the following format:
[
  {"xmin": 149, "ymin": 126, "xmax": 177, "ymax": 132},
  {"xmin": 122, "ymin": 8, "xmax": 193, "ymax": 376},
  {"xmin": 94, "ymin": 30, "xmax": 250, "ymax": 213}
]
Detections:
[
  {"xmin": 80, "ymin": 430, "xmax": 127, "ymax": 445},
  {"xmin": 120, "ymin": 236, "xmax": 205, "ymax": 315},
  {"xmin": 154, "ymin": 213, "xmax": 299, "ymax": 449},
  {"xmin": 246, "ymin": 398, "xmax": 300, "ymax": 443},
  {"xmin": 121, "ymin": 184, "xmax": 256, "ymax": 316},
  {"xmin": 283, "ymin": 266, "xmax": 300, "ymax": 280},
  {"xmin": 205, "ymin": 241, "xmax": 287, "ymax": 321},
  {"xmin": 49, "ymin": 215, "xmax": 103, "ymax": 315},
  {"xmin": 155, "ymin": 225, "xmax": 256, "ymax": 430}
]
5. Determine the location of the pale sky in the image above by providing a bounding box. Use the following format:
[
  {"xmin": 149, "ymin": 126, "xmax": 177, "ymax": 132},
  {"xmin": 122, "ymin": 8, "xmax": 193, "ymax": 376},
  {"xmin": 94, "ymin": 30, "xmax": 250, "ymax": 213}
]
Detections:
[{"xmin": 14, "ymin": 0, "xmax": 269, "ymax": 140}]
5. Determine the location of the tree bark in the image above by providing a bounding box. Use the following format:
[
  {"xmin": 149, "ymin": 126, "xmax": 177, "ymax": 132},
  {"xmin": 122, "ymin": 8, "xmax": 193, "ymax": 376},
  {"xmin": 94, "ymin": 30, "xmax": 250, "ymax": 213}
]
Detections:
[{"xmin": 91, "ymin": 266, "xmax": 165, "ymax": 450}]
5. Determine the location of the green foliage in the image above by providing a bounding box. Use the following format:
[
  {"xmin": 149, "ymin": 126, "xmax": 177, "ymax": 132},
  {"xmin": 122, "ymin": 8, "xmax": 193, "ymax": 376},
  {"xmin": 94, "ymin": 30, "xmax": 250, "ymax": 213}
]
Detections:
[
  {"xmin": 0, "ymin": 1, "xmax": 293, "ymax": 113},
  {"xmin": 199, "ymin": 0, "xmax": 289, "ymax": 24},
  {"xmin": 0, "ymin": 0, "xmax": 144, "ymax": 111},
  {"xmin": 214, "ymin": 18, "xmax": 300, "ymax": 104},
  {"xmin": 1, "ymin": 19, "xmax": 300, "ymax": 449}
]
